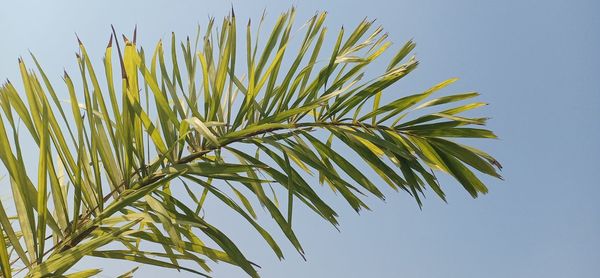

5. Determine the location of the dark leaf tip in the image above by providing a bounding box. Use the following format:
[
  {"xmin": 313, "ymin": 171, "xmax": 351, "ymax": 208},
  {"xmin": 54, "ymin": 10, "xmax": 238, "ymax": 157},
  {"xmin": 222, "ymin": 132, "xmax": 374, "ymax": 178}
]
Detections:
[
  {"xmin": 133, "ymin": 24, "xmax": 138, "ymax": 44},
  {"xmin": 76, "ymin": 33, "xmax": 82, "ymax": 45}
]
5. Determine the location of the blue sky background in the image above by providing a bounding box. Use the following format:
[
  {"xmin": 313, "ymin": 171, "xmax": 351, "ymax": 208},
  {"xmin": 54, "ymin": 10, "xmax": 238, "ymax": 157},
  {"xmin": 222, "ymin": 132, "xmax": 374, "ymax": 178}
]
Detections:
[{"xmin": 1, "ymin": 0, "xmax": 599, "ymax": 277}]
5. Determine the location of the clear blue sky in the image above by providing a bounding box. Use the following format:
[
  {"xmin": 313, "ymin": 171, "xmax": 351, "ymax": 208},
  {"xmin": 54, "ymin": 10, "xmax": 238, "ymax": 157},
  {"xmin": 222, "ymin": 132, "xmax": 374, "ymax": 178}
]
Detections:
[{"xmin": 1, "ymin": 0, "xmax": 599, "ymax": 277}]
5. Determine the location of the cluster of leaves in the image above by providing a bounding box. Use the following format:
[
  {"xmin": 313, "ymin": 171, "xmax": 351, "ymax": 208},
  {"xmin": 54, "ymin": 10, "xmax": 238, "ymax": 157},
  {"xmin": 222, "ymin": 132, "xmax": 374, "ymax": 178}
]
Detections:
[{"xmin": 0, "ymin": 8, "xmax": 500, "ymax": 277}]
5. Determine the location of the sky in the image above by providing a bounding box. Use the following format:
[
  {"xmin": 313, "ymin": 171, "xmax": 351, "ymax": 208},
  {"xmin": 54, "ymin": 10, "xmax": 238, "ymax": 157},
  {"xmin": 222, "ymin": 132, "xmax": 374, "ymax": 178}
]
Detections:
[{"xmin": 1, "ymin": 0, "xmax": 599, "ymax": 277}]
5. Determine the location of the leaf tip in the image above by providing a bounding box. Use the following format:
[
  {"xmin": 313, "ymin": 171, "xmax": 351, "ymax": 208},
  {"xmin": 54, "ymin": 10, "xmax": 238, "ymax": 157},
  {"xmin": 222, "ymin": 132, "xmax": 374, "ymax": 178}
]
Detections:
[
  {"xmin": 75, "ymin": 32, "xmax": 83, "ymax": 45},
  {"xmin": 133, "ymin": 24, "xmax": 138, "ymax": 44},
  {"xmin": 492, "ymin": 160, "xmax": 503, "ymax": 170},
  {"xmin": 107, "ymin": 34, "xmax": 114, "ymax": 48},
  {"xmin": 122, "ymin": 34, "xmax": 131, "ymax": 45}
]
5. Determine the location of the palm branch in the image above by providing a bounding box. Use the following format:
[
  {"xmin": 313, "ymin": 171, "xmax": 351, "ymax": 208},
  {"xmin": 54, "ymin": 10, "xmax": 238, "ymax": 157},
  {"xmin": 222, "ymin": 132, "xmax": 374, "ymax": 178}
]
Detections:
[{"xmin": 0, "ymin": 8, "xmax": 501, "ymax": 277}]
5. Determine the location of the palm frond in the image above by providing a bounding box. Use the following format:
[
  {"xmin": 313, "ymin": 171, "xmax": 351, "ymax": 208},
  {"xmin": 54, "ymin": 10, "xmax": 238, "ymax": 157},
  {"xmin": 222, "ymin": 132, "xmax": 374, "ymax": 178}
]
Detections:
[{"xmin": 0, "ymin": 8, "xmax": 501, "ymax": 277}]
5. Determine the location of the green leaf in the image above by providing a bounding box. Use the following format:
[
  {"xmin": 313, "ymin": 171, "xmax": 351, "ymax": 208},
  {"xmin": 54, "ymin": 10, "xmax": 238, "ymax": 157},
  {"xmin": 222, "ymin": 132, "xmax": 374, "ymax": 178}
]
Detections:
[
  {"xmin": 30, "ymin": 219, "xmax": 141, "ymax": 277},
  {"xmin": 0, "ymin": 226, "xmax": 12, "ymax": 278}
]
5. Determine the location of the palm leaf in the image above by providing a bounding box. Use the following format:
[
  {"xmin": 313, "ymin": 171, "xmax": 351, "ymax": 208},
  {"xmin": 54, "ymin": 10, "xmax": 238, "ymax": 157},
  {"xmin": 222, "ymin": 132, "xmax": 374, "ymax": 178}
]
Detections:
[{"xmin": 0, "ymin": 8, "xmax": 500, "ymax": 277}]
